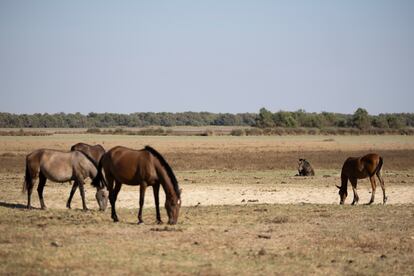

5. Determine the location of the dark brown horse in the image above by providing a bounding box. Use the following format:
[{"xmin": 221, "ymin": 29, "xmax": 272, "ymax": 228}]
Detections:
[
  {"xmin": 99, "ymin": 145, "xmax": 181, "ymax": 224},
  {"xmin": 337, "ymin": 153, "xmax": 387, "ymax": 205},
  {"xmin": 67, "ymin": 143, "xmax": 106, "ymax": 209},
  {"xmin": 23, "ymin": 149, "xmax": 108, "ymax": 210},
  {"xmin": 297, "ymin": 158, "xmax": 315, "ymax": 176}
]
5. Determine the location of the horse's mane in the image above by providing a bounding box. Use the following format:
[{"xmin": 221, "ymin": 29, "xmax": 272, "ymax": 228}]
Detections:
[{"xmin": 144, "ymin": 146, "xmax": 180, "ymax": 198}]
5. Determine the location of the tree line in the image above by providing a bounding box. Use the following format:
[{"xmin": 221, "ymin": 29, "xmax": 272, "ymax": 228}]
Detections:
[
  {"xmin": 0, "ymin": 108, "xmax": 413, "ymax": 130},
  {"xmin": 256, "ymin": 108, "xmax": 414, "ymax": 130}
]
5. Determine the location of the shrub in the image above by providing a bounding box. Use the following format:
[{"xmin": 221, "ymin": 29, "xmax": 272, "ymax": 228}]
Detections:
[
  {"xmin": 86, "ymin": 128, "xmax": 101, "ymax": 133},
  {"xmin": 230, "ymin": 129, "xmax": 245, "ymax": 136}
]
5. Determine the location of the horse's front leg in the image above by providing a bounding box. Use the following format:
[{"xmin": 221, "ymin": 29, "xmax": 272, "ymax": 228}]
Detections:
[
  {"xmin": 138, "ymin": 183, "xmax": 147, "ymax": 224},
  {"xmin": 78, "ymin": 180, "xmax": 88, "ymax": 211},
  {"xmin": 367, "ymin": 176, "xmax": 377, "ymax": 205},
  {"xmin": 66, "ymin": 181, "xmax": 78, "ymax": 209},
  {"xmin": 153, "ymin": 182, "xmax": 162, "ymax": 224},
  {"xmin": 350, "ymin": 178, "xmax": 359, "ymax": 205}
]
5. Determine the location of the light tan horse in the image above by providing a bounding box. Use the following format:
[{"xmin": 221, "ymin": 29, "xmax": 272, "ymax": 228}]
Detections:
[
  {"xmin": 337, "ymin": 153, "xmax": 386, "ymax": 205},
  {"xmin": 99, "ymin": 145, "xmax": 181, "ymax": 224},
  {"xmin": 67, "ymin": 143, "xmax": 106, "ymax": 209},
  {"xmin": 23, "ymin": 149, "xmax": 108, "ymax": 210}
]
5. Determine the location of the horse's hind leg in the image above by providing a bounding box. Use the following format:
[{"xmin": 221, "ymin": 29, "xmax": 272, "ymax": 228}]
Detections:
[
  {"xmin": 153, "ymin": 182, "xmax": 162, "ymax": 224},
  {"xmin": 66, "ymin": 181, "xmax": 78, "ymax": 209},
  {"xmin": 77, "ymin": 180, "xmax": 88, "ymax": 211},
  {"xmin": 26, "ymin": 176, "xmax": 35, "ymax": 209},
  {"xmin": 350, "ymin": 178, "xmax": 359, "ymax": 205},
  {"xmin": 109, "ymin": 180, "xmax": 122, "ymax": 222},
  {"xmin": 367, "ymin": 176, "xmax": 377, "ymax": 205},
  {"xmin": 138, "ymin": 183, "xmax": 148, "ymax": 224},
  {"xmin": 377, "ymin": 170, "xmax": 387, "ymax": 204},
  {"xmin": 37, "ymin": 172, "xmax": 47, "ymax": 210}
]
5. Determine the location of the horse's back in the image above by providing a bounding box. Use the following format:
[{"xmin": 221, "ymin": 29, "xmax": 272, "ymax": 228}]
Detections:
[
  {"xmin": 35, "ymin": 150, "xmax": 74, "ymax": 182},
  {"xmin": 71, "ymin": 143, "xmax": 105, "ymax": 163},
  {"xmin": 103, "ymin": 146, "xmax": 156, "ymax": 185},
  {"xmin": 342, "ymin": 153, "xmax": 382, "ymax": 179}
]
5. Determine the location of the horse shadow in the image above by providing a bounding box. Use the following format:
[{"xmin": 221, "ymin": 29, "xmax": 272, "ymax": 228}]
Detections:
[{"xmin": 0, "ymin": 201, "xmax": 34, "ymax": 209}]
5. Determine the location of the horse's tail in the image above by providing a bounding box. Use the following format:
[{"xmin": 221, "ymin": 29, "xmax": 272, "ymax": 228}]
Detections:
[
  {"xmin": 91, "ymin": 157, "xmax": 106, "ymax": 189},
  {"xmin": 22, "ymin": 158, "xmax": 32, "ymax": 193}
]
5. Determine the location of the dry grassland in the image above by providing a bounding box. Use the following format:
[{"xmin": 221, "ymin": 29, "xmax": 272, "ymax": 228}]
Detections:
[{"xmin": 0, "ymin": 134, "xmax": 413, "ymax": 275}]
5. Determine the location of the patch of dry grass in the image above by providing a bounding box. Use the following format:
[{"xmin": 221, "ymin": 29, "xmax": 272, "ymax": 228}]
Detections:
[{"xmin": 0, "ymin": 204, "xmax": 413, "ymax": 275}]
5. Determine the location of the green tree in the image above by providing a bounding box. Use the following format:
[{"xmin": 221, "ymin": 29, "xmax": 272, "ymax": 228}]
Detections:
[
  {"xmin": 273, "ymin": 111, "xmax": 298, "ymax": 127},
  {"xmin": 256, "ymin": 108, "xmax": 274, "ymax": 127},
  {"xmin": 352, "ymin": 108, "xmax": 371, "ymax": 130}
]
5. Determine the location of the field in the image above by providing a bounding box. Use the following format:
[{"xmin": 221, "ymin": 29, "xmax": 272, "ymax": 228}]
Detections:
[{"xmin": 0, "ymin": 134, "xmax": 413, "ymax": 275}]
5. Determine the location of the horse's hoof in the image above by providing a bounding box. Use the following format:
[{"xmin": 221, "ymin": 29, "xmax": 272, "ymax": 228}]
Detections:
[
  {"xmin": 137, "ymin": 221, "xmax": 144, "ymax": 225},
  {"xmin": 156, "ymin": 220, "xmax": 163, "ymax": 225},
  {"xmin": 41, "ymin": 206, "xmax": 47, "ymax": 210}
]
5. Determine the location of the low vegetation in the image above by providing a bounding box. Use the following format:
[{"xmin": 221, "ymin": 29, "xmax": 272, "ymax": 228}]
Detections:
[{"xmin": 1, "ymin": 108, "xmax": 414, "ymax": 135}]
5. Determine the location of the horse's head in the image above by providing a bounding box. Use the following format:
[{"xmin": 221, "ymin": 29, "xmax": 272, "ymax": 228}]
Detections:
[
  {"xmin": 298, "ymin": 159, "xmax": 306, "ymax": 172},
  {"xmin": 165, "ymin": 189, "xmax": 182, "ymax": 225},
  {"xmin": 95, "ymin": 188, "xmax": 109, "ymax": 211},
  {"xmin": 336, "ymin": 185, "xmax": 347, "ymax": 205}
]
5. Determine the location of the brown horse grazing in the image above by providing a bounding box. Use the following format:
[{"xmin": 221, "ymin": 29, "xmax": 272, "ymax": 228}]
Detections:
[
  {"xmin": 337, "ymin": 153, "xmax": 387, "ymax": 205},
  {"xmin": 23, "ymin": 149, "xmax": 108, "ymax": 210},
  {"xmin": 100, "ymin": 145, "xmax": 181, "ymax": 224},
  {"xmin": 67, "ymin": 143, "xmax": 106, "ymax": 209}
]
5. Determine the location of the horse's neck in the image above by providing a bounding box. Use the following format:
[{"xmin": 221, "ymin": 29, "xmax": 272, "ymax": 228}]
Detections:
[
  {"xmin": 340, "ymin": 174, "xmax": 348, "ymax": 189},
  {"xmin": 158, "ymin": 171, "xmax": 178, "ymax": 201}
]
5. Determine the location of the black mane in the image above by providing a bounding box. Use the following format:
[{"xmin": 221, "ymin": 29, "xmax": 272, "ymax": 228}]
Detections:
[{"xmin": 144, "ymin": 146, "xmax": 180, "ymax": 198}]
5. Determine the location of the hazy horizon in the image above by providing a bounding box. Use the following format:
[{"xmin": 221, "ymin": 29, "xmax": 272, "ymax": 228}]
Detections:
[{"xmin": 1, "ymin": 1, "xmax": 413, "ymax": 115}]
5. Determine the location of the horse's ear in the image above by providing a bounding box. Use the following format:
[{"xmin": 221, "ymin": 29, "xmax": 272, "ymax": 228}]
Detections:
[{"xmin": 336, "ymin": 185, "xmax": 341, "ymax": 189}]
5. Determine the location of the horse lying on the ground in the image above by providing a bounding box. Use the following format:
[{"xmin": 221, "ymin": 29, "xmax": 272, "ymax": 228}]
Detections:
[
  {"xmin": 337, "ymin": 153, "xmax": 387, "ymax": 205},
  {"xmin": 23, "ymin": 149, "xmax": 108, "ymax": 211},
  {"xmin": 296, "ymin": 158, "xmax": 315, "ymax": 176}
]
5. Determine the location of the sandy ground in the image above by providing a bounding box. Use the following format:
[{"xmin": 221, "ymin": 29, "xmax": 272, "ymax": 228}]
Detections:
[
  {"xmin": 1, "ymin": 171, "xmax": 412, "ymax": 211},
  {"xmin": 0, "ymin": 135, "xmax": 413, "ymax": 210}
]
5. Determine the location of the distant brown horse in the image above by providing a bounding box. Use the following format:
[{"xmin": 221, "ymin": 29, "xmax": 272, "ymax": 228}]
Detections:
[
  {"xmin": 67, "ymin": 143, "xmax": 106, "ymax": 209},
  {"xmin": 297, "ymin": 158, "xmax": 315, "ymax": 176},
  {"xmin": 23, "ymin": 149, "xmax": 108, "ymax": 210},
  {"xmin": 337, "ymin": 153, "xmax": 387, "ymax": 205},
  {"xmin": 100, "ymin": 145, "xmax": 181, "ymax": 224}
]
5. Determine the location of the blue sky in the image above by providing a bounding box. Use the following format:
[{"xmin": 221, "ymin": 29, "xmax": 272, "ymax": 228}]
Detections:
[{"xmin": 0, "ymin": 0, "xmax": 413, "ymax": 114}]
